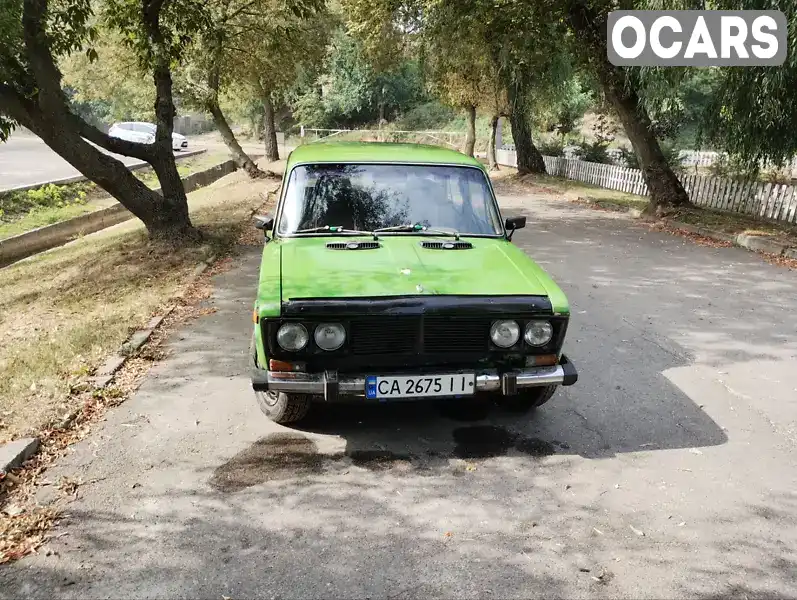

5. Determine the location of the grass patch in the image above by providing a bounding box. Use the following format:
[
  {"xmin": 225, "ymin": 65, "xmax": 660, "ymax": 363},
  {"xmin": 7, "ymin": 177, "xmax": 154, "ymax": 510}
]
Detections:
[
  {"xmin": 0, "ymin": 171, "xmax": 268, "ymax": 443},
  {"xmin": 0, "ymin": 182, "xmax": 97, "ymax": 238}
]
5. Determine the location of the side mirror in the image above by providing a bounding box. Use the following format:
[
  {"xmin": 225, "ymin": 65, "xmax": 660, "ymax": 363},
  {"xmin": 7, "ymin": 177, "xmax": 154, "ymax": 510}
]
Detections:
[
  {"xmin": 504, "ymin": 216, "xmax": 526, "ymax": 240},
  {"xmin": 254, "ymin": 215, "xmax": 274, "ymax": 235}
]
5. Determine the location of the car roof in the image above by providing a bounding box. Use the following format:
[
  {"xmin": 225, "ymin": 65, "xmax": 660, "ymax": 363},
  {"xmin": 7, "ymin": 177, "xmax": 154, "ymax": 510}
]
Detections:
[{"xmin": 285, "ymin": 142, "xmax": 486, "ymax": 170}]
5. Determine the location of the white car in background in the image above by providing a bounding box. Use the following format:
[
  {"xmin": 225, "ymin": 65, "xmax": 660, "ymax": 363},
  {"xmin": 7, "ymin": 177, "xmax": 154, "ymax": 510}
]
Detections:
[{"xmin": 108, "ymin": 122, "xmax": 188, "ymax": 151}]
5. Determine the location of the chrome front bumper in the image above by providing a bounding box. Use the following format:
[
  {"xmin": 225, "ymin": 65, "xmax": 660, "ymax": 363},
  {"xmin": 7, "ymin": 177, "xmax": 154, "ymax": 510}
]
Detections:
[{"xmin": 252, "ymin": 355, "xmax": 577, "ymax": 401}]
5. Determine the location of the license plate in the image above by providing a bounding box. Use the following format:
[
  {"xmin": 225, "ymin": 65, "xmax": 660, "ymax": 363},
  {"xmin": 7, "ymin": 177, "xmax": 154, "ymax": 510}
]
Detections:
[{"xmin": 365, "ymin": 374, "xmax": 475, "ymax": 399}]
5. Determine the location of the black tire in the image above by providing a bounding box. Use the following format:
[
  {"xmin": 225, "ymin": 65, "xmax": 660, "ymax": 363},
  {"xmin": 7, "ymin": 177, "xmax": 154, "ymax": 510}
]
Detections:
[
  {"xmin": 255, "ymin": 390, "xmax": 312, "ymax": 424},
  {"xmin": 250, "ymin": 333, "xmax": 312, "ymax": 424},
  {"xmin": 496, "ymin": 385, "xmax": 558, "ymax": 414}
]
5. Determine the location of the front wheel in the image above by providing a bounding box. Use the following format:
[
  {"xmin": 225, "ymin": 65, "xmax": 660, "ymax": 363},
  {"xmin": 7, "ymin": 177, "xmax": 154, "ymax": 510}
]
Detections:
[
  {"xmin": 255, "ymin": 390, "xmax": 312, "ymax": 424},
  {"xmin": 496, "ymin": 385, "xmax": 557, "ymax": 414},
  {"xmin": 251, "ymin": 332, "xmax": 312, "ymax": 424}
]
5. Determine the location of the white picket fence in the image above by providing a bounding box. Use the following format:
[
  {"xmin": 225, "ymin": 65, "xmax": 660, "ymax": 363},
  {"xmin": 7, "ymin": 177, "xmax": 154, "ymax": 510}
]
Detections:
[{"xmin": 495, "ymin": 148, "xmax": 797, "ymax": 224}]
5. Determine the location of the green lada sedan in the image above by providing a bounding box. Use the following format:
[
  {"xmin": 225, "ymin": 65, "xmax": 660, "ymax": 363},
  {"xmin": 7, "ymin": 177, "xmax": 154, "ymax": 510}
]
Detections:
[{"xmin": 250, "ymin": 142, "xmax": 577, "ymax": 423}]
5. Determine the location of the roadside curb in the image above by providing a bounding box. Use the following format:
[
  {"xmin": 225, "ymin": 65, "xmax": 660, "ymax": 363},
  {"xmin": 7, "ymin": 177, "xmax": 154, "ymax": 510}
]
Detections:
[
  {"xmin": 663, "ymin": 219, "xmax": 795, "ymax": 257},
  {"xmin": 0, "ymin": 438, "xmax": 40, "ymax": 476},
  {"xmin": 89, "ymin": 253, "xmax": 217, "ymax": 389},
  {"xmin": 574, "ymin": 196, "xmax": 797, "ymax": 261}
]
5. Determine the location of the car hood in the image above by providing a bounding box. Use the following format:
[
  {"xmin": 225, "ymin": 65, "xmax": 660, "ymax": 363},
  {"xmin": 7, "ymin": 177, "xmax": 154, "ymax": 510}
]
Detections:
[
  {"xmin": 172, "ymin": 132, "xmax": 186, "ymax": 141},
  {"xmin": 277, "ymin": 236, "xmax": 569, "ymax": 313}
]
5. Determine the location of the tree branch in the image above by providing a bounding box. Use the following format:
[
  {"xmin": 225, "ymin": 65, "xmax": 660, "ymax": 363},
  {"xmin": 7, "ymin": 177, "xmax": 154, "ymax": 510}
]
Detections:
[
  {"xmin": 0, "ymin": 84, "xmax": 36, "ymax": 130},
  {"xmin": 67, "ymin": 113, "xmax": 155, "ymax": 161},
  {"xmin": 224, "ymin": 0, "xmax": 260, "ymax": 23},
  {"xmin": 19, "ymin": 0, "xmax": 155, "ymax": 161}
]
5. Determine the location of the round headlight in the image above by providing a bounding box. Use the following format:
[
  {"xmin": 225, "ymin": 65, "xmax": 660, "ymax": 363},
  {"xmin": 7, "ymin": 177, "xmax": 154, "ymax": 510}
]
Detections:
[
  {"xmin": 276, "ymin": 323, "xmax": 309, "ymax": 351},
  {"xmin": 525, "ymin": 321, "xmax": 553, "ymax": 346},
  {"xmin": 314, "ymin": 323, "xmax": 346, "ymax": 351},
  {"xmin": 490, "ymin": 320, "xmax": 520, "ymax": 348}
]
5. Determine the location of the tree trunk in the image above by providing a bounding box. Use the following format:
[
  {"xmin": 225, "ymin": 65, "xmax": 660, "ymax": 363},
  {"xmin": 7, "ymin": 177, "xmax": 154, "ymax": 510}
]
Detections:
[
  {"xmin": 507, "ymin": 86, "xmax": 545, "ymax": 175},
  {"xmin": 463, "ymin": 105, "xmax": 476, "ymax": 157},
  {"xmin": 488, "ymin": 115, "xmax": 499, "ymax": 171},
  {"xmin": 150, "ymin": 62, "xmax": 197, "ymax": 240},
  {"xmin": 9, "ymin": 98, "xmax": 189, "ymax": 238},
  {"xmin": 205, "ymin": 38, "xmax": 264, "ymax": 178},
  {"xmin": 208, "ymin": 100, "xmax": 265, "ymax": 178},
  {"xmin": 607, "ymin": 85, "xmax": 689, "ymax": 213},
  {"xmin": 566, "ymin": 0, "xmax": 690, "ymax": 213},
  {"xmin": 263, "ymin": 93, "xmax": 279, "ymax": 162},
  {"xmin": 17, "ymin": 0, "xmax": 196, "ymax": 240}
]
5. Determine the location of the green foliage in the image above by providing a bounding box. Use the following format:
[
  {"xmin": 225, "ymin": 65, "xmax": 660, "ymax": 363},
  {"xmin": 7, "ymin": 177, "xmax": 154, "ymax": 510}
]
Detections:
[
  {"xmin": 572, "ymin": 114, "xmax": 614, "ymax": 164},
  {"xmin": 395, "ymin": 102, "xmax": 456, "ymax": 130},
  {"xmin": 639, "ymin": 68, "xmax": 720, "ymax": 145},
  {"xmin": 102, "ymin": 0, "xmax": 211, "ymax": 70},
  {"xmin": 538, "ymin": 138, "xmax": 565, "ymax": 157},
  {"xmin": 0, "ymin": 183, "xmax": 91, "ymax": 222},
  {"xmin": 538, "ymin": 76, "xmax": 594, "ymax": 136},
  {"xmin": 289, "ymin": 28, "xmax": 428, "ymax": 128},
  {"xmin": 573, "ymin": 139, "xmax": 611, "ymax": 164},
  {"xmin": 61, "ymin": 42, "xmax": 156, "ymax": 122},
  {"xmin": 619, "ymin": 147, "xmax": 639, "ymax": 169},
  {"xmin": 693, "ymin": 0, "xmax": 797, "ymax": 168},
  {"xmin": 708, "ymin": 153, "xmax": 757, "ymax": 181}
]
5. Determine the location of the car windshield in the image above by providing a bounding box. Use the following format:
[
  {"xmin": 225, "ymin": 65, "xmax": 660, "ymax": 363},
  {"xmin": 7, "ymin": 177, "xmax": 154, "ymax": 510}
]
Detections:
[{"xmin": 277, "ymin": 163, "xmax": 503, "ymax": 236}]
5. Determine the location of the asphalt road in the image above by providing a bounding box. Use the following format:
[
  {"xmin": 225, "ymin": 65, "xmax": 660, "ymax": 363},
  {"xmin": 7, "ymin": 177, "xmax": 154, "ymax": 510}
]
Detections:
[
  {"xmin": 2, "ymin": 188, "xmax": 797, "ymax": 599},
  {"xmin": 0, "ymin": 130, "xmax": 196, "ymax": 192}
]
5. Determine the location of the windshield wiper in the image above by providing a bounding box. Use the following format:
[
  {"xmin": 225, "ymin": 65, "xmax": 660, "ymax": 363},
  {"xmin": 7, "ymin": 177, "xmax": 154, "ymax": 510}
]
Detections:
[
  {"xmin": 373, "ymin": 224, "xmax": 460, "ymax": 240},
  {"xmin": 293, "ymin": 225, "xmax": 345, "ymax": 234},
  {"xmin": 293, "ymin": 225, "xmax": 377, "ymax": 239}
]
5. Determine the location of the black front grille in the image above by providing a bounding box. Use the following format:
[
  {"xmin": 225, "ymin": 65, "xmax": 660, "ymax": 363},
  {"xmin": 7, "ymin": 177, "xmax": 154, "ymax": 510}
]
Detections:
[
  {"xmin": 349, "ymin": 316, "xmax": 491, "ymax": 355},
  {"xmin": 423, "ymin": 316, "xmax": 489, "ymax": 353},
  {"xmin": 349, "ymin": 316, "xmax": 418, "ymax": 355}
]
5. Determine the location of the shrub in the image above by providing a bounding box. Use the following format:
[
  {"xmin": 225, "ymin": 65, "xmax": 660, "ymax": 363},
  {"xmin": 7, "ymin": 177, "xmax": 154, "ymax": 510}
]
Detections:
[
  {"xmin": 619, "ymin": 147, "xmax": 639, "ymax": 169},
  {"xmin": 572, "ymin": 138, "xmax": 612, "ymax": 164},
  {"xmin": 708, "ymin": 153, "xmax": 756, "ymax": 180},
  {"xmin": 0, "ymin": 182, "xmax": 90, "ymax": 222},
  {"xmin": 396, "ymin": 102, "xmax": 456, "ymax": 130},
  {"xmin": 538, "ymin": 138, "xmax": 565, "ymax": 157}
]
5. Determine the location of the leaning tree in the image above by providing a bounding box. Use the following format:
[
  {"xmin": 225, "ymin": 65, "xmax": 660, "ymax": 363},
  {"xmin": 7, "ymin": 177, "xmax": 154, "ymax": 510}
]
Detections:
[{"xmin": 0, "ymin": 0, "xmax": 207, "ymax": 239}]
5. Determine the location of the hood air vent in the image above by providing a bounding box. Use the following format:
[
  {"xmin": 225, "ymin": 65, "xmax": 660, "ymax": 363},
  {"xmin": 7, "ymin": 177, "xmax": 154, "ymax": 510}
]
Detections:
[
  {"xmin": 326, "ymin": 241, "xmax": 381, "ymax": 250},
  {"xmin": 420, "ymin": 240, "xmax": 473, "ymax": 250}
]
